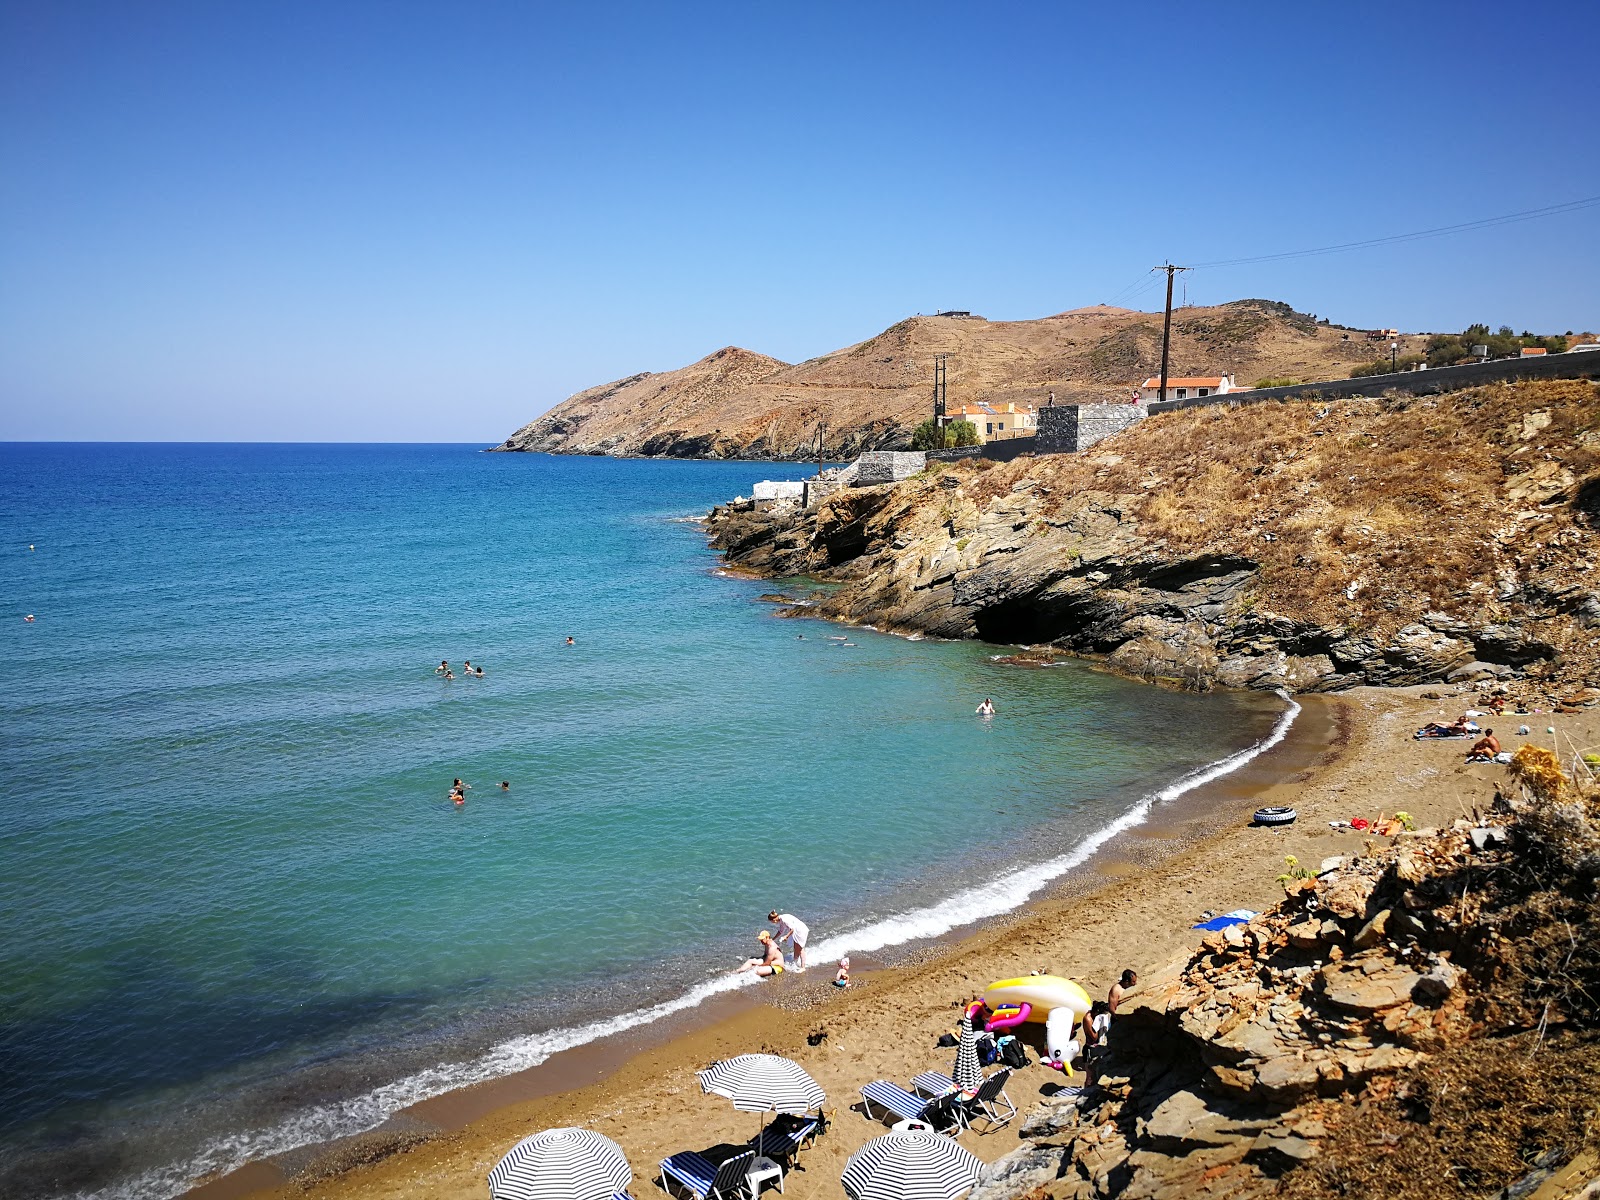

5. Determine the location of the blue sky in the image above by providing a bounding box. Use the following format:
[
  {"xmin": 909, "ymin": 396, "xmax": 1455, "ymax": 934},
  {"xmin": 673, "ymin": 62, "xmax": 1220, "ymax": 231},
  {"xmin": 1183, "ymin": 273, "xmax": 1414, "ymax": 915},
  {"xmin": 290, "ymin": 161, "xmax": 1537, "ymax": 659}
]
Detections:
[{"xmin": 2, "ymin": 1, "xmax": 1596, "ymax": 441}]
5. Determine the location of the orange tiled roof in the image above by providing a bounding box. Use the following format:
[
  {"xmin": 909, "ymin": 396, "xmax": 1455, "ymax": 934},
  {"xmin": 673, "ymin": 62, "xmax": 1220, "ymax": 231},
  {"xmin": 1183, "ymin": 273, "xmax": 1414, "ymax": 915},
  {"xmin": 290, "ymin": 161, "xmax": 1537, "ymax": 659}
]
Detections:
[{"xmin": 1139, "ymin": 376, "xmax": 1229, "ymax": 389}]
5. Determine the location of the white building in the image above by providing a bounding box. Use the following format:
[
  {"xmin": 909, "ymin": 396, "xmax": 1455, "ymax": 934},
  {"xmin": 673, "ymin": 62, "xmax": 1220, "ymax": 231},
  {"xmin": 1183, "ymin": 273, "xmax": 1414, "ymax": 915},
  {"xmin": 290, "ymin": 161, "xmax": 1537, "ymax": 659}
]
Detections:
[
  {"xmin": 1136, "ymin": 374, "xmax": 1239, "ymax": 403},
  {"xmin": 950, "ymin": 402, "xmax": 1038, "ymax": 443}
]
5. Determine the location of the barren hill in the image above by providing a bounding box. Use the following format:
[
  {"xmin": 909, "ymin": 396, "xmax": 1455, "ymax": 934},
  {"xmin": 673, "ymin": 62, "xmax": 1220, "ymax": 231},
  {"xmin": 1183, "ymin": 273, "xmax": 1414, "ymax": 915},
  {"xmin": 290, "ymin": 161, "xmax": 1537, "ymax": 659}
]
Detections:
[{"xmin": 495, "ymin": 300, "xmax": 1399, "ymax": 459}]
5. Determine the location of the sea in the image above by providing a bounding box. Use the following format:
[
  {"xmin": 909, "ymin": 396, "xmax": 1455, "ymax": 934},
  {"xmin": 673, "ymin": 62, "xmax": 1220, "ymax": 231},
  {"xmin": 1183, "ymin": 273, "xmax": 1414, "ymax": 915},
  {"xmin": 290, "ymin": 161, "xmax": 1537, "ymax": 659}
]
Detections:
[{"xmin": 0, "ymin": 443, "xmax": 1295, "ymax": 1199}]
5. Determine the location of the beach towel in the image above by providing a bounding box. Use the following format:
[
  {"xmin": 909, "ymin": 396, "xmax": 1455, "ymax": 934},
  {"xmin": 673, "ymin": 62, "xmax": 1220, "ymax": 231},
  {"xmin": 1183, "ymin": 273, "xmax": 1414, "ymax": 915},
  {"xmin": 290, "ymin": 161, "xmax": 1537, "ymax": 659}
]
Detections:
[{"xmin": 1193, "ymin": 909, "xmax": 1258, "ymax": 931}]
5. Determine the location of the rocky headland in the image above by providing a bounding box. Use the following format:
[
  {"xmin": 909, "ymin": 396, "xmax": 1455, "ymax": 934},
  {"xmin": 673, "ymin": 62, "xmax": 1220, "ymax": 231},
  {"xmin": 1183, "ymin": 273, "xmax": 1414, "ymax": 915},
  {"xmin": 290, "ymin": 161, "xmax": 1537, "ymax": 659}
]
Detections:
[
  {"xmin": 494, "ymin": 301, "xmax": 1395, "ymax": 460},
  {"xmin": 707, "ymin": 379, "xmax": 1600, "ymax": 696}
]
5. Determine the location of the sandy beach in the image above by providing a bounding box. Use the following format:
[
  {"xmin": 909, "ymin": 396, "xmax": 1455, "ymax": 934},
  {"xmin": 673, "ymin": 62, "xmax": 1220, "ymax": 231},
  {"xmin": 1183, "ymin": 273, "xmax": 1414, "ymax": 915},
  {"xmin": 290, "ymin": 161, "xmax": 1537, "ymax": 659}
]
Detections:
[{"xmin": 190, "ymin": 685, "xmax": 1593, "ymax": 1200}]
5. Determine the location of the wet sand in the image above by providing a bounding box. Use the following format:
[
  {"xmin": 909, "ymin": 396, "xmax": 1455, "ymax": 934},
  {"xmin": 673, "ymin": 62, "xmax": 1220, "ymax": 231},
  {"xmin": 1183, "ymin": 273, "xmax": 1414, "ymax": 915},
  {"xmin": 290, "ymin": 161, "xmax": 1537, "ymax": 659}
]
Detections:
[{"xmin": 187, "ymin": 685, "xmax": 1583, "ymax": 1200}]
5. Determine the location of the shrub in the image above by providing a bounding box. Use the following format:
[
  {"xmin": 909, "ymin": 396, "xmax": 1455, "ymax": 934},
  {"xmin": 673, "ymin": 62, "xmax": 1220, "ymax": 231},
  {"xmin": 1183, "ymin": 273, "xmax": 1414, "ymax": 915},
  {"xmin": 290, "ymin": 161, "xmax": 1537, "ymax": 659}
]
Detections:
[
  {"xmin": 1350, "ymin": 355, "xmax": 1426, "ymax": 378},
  {"xmin": 1254, "ymin": 376, "xmax": 1301, "ymax": 389},
  {"xmin": 910, "ymin": 418, "xmax": 981, "ymax": 450}
]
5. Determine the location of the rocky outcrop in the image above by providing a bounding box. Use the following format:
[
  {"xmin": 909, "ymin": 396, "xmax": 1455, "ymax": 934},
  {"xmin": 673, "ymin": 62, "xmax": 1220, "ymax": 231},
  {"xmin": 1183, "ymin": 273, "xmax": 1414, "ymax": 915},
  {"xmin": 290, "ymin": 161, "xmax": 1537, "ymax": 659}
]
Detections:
[
  {"xmin": 971, "ymin": 794, "xmax": 1600, "ymax": 1200},
  {"xmin": 706, "ymin": 380, "xmax": 1600, "ymax": 693}
]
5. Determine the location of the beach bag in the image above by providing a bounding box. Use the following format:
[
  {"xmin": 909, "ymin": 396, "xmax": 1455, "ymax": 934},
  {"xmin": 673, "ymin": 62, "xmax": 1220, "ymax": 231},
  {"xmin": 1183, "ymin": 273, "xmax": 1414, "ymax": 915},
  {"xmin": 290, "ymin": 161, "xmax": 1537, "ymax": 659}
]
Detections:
[
  {"xmin": 997, "ymin": 1035, "xmax": 1028, "ymax": 1068},
  {"xmin": 976, "ymin": 1032, "xmax": 998, "ymax": 1065}
]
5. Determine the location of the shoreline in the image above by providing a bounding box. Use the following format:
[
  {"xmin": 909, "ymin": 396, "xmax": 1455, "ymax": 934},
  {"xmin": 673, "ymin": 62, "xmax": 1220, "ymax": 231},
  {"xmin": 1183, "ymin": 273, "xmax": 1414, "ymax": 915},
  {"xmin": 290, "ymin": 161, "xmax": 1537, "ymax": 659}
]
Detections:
[{"xmin": 183, "ymin": 685, "xmax": 1372, "ymax": 1200}]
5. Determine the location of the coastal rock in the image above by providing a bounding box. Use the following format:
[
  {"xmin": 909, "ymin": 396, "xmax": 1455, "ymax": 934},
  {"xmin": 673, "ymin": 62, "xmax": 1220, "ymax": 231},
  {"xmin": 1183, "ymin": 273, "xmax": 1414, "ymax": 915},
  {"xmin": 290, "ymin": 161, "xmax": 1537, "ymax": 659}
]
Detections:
[
  {"xmin": 969, "ymin": 1143, "xmax": 1065, "ymax": 1200},
  {"xmin": 1318, "ymin": 961, "xmax": 1422, "ymax": 1013}
]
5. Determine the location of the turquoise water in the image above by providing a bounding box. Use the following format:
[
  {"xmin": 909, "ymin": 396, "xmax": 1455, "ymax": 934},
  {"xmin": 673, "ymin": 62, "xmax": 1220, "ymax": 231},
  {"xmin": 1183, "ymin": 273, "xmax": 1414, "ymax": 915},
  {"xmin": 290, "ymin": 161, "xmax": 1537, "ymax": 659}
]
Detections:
[{"xmin": 0, "ymin": 444, "xmax": 1289, "ymax": 1198}]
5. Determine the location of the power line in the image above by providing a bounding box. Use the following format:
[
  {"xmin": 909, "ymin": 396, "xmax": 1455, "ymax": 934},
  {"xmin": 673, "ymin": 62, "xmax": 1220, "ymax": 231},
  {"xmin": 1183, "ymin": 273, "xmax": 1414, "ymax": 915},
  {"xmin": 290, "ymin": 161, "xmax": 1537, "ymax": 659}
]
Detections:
[{"xmin": 1189, "ymin": 195, "xmax": 1600, "ymax": 269}]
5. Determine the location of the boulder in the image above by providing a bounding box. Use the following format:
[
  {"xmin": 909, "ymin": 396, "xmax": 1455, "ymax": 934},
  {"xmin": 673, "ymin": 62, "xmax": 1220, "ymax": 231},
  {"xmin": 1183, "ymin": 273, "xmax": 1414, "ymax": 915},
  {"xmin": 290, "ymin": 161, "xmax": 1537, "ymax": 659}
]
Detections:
[
  {"xmin": 1254, "ymin": 1054, "xmax": 1321, "ymax": 1101},
  {"xmin": 1319, "ymin": 962, "xmax": 1422, "ymax": 1013},
  {"xmin": 1413, "ymin": 961, "xmax": 1460, "ymax": 1002},
  {"xmin": 1352, "ymin": 908, "xmax": 1392, "ymax": 950},
  {"xmin": 970, "ymin": 1143, "xmax": 1066, "ymax": 1200}
]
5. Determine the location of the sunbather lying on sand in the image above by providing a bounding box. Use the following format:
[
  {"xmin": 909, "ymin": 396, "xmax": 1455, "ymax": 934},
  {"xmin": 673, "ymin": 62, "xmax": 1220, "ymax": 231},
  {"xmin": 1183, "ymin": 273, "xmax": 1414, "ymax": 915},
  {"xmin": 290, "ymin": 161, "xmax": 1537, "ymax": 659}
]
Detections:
[
  {"xmin": 735, "ymin": 931, "xmax": 785, "ymax": 977},
  {"xmin": 1414, "ymin": 717, "xmax": 1476, "ymax": 739}
]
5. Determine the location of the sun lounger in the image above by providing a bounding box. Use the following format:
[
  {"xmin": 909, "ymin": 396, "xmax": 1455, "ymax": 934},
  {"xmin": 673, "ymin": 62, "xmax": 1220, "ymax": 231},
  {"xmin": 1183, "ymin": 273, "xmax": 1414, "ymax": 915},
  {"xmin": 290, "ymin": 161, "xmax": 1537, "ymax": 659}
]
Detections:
[
  {"xmin": 859, "ymin": 1081, "xmax": 964, "ymax": 1134},
  {"xmin": 962, "ymin": 1067, "xmax": 1017, "ymax": 1132},
  {"xmin": 750, "ymin": 1112, "xmax": 820, "ymax": 1165},
  {"xmin": 659, "ymin": 1148, "xmax": 756, "ymax": 1200},
  {"xmin": 909, "ymin": 1070, "xmax": 959, "ymax": 1098}
]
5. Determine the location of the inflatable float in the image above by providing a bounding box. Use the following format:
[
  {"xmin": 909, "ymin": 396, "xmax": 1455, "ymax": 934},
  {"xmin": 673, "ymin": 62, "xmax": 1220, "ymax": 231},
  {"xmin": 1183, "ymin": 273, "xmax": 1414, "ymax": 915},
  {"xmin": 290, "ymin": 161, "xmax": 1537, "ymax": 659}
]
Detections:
[
  {"xmin": 984, "ymin": 976, "xmax": 1092, "ymax": 1071},
  {"xmin": 1253, "ymin": 806, "xmax": 1297, "ymax": 826}
]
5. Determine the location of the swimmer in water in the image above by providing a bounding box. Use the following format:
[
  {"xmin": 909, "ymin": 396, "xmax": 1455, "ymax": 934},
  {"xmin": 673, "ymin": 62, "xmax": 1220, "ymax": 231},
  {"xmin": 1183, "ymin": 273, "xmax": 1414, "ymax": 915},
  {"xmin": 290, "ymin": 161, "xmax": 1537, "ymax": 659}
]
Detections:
[
  {"xmin": 463, "ymin": 660, "xmax": 474, "ymax": 675},
  {"xmin": 976, "ymin": 698, "xmax": 996, "ymax": 716},
  {"xmin": 499, "ymin": 780, "xmax": 510, "ymax": 792},
  {"xmin": 450, "ymin": 787, "xmax": 465, "ymax": 805},
  {"xmin": 474, "ymin": 666, "xmax": 485, "ymax": 678},
  {"xmin": 436, "ymin": 660, "xmax": 449, "ymax": 675},
  {"xmin": 453, "ymin": 778, "xmax": 471, "ymax": 795},
  {"xmin": 23, "ymin": 614, "xmax": 35, "ymax": 623},
  {"xmin": 565, "ymin": 636, "xmax": 575, "ymax": 646},
  {"xmin": 443, "ymin": 669, "xmax": 455, "ymax": 680}
]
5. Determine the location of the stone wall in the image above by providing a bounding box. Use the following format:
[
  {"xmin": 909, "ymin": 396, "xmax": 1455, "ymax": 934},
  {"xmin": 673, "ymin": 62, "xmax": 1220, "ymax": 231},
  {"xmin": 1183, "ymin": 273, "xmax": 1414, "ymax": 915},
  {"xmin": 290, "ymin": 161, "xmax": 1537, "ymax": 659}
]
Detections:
[
  {"xmin": 751, "ymin": 480, "xmax": 804, "ymax": 502},
  {"xmin": 851, "ymin": 450, "xmax": 927, "ymax": 484},
  {"xmin": 1035, "ymin": 403, "xmax": 1147, "ymax": 453},
  {"xmin": 1146, "ymin": 349, "xmax": 1598, "ymax": 414}
]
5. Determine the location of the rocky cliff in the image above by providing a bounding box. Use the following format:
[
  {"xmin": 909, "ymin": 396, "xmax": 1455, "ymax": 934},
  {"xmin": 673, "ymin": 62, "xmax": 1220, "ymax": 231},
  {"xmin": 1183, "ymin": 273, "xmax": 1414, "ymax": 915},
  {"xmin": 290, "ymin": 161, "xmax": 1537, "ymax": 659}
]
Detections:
[
  {"xmin": 495, "ymin": 301, "xmax": 1397, "ymax": 459},
  {"xmin": 706, "ymin": 379, "xmax": 1600, "ymax": 695}
]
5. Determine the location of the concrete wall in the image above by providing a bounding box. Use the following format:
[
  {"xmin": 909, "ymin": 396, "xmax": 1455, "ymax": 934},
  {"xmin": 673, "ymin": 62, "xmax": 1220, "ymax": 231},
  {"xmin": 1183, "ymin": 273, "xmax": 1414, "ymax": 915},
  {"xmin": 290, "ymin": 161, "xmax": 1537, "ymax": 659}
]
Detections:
[
  {"xmin": 924, "ymin": 436, "xmax": 1038, "ymax": 464},
  {"xmin": 852, "ymin": 450, "xmax": 927, "ymax": 484},
  {"xmin": 752, "ymin": 480, "xmax": 804, "ymax": 502},
  {"xmin": 1035, "ymin": 403, "xmax": 1147, "ymax": 453},
  {"xmin": 1146, "ymin": 350, "xmax": 1598, "ymax": 415}
]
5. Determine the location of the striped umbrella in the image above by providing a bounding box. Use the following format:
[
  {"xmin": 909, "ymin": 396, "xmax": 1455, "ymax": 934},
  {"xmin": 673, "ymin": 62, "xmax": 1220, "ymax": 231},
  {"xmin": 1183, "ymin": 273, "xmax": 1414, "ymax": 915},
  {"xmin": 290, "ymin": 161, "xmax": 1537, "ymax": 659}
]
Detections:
[
  {"xmin": 841, "ymin": 1129, "xmax": 983, "ymax": 1200},
  {"xmin": 487, "ymin": 1126, "xmax": 631, "ymax": 1200},
  {"xmin": 696, "ymin": 1053, "xmax": 826, "ymax": 1114},
  {"xmin": 953, "ymin": 1005, "xmax": 982, "ymax": 1093}
]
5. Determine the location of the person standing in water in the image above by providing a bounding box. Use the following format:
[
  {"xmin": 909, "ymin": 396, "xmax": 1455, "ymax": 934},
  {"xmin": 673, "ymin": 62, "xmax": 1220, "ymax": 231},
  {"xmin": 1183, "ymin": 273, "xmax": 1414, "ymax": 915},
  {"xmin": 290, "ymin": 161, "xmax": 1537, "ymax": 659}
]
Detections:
[
  {"xmin": 976, "ymin": 698, "xmax": 996, "ymax": 716},
  {"xmin": 768, "ymin": 911, "xmax": 810, "ymax": 972}
]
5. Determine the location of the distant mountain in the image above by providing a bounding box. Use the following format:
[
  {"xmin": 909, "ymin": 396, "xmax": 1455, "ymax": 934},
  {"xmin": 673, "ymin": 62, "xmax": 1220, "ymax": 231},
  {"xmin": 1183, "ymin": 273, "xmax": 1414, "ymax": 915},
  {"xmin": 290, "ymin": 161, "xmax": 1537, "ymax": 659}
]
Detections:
[{"xmin": 494, "ymin": 300, "xmax": 1405, "ymax": 459}]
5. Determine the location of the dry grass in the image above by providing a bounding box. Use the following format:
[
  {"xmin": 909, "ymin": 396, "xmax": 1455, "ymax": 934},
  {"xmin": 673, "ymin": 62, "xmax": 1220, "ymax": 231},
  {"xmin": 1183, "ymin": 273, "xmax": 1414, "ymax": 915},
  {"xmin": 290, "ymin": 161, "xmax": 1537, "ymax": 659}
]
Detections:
[{"xmin": 1023, "ymin": 379, "xmax": 1600, "ymax": 670}]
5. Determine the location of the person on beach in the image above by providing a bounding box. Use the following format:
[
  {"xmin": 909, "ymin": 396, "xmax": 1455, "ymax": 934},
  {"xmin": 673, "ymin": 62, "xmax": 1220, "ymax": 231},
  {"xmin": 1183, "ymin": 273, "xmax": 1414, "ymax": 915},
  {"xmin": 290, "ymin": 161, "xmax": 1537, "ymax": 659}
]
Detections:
[
  {"xmin": 976, "ymin": 698, "xmax": 996, "ymax": 716},
  {"xmin": 436, "ymin": 660, "xmax": 449, "ymax": 675},
  {"xmin": 1466, "ymin": 729, "xmax": 1501, "ymax": 762},
  {"xmin": 768, "ymin": 911, "xmax": 810, "ymax": 971},
  {"xmin": 735, "ymin": 930, "xmax": 785, "ymax": 977},
  {"xmin": 1108, "ymin": 969, "xmax": 1136, "ymax": 1014},
  {"xmin": 833, "ymin": 957, "xmax": 851, "ymax": 988}
]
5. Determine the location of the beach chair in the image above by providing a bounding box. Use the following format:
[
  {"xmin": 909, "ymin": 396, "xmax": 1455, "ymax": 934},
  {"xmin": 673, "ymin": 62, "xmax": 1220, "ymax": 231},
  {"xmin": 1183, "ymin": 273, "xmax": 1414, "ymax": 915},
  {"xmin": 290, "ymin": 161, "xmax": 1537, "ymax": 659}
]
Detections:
[
  {"xmin": 961, "ymin": 1067, "xmax": 1017, "ymax": 1132},
  {"xmin": 858, "ymin": 1081, "xmax": 964, "ymax": 1134},
  {"xmin": 658, "ymin": 1148, "xmax": 756, "ymax": 1200},
  {"xmin": 909, "ymin": 1070, "xmax": 959, "ymax": 1099},
  {"xmin": 749, "ymin": 1112, "xmax": 820, "ymax": 1167}
]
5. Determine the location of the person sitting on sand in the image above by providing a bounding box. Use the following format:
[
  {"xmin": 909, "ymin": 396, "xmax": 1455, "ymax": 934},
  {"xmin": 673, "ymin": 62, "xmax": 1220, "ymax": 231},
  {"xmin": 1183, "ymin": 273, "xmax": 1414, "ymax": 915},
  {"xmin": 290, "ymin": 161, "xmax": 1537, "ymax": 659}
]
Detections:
[
  {"xmin": 976, "ymin": 698, "xmax": 996, "ymax": 716},
  {"xmin": 1466, "ymin": 729, "xmax": 1501, "ymax": 762},
  {"xmin": 1108, "ymin": 969, "xmax": 1137, "ymax": 1015},
  {"xmin": 833, "ymin": 957, "xmax": 851, "ymax": 988},
  {"xmin": 735, "ymin": 930, "xmax": 785, "ymax": 977}
]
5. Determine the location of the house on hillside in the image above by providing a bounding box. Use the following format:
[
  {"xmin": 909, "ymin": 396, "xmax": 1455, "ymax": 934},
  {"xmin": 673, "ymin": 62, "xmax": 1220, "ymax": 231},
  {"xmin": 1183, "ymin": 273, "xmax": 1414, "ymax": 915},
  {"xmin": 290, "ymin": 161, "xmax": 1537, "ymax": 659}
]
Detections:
[
  {"xmin": 1137, "ymin": 374, "xmax": 1239, "ymax": 403},
  {"xmin": 951, "ymin": 402, "xmax": 1037, "ymax": 443},
  {"xmin": 1520, "ymin": 347, "xmax": 1548, "ymax": 357}
]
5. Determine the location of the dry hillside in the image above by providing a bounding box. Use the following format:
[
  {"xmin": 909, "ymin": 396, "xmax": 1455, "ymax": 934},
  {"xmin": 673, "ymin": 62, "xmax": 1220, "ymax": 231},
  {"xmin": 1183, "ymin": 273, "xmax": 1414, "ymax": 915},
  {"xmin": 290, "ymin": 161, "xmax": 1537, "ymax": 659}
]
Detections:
[{"xmin": 495, "ymin": 301, "xmax": 1401, "ymax": 459}]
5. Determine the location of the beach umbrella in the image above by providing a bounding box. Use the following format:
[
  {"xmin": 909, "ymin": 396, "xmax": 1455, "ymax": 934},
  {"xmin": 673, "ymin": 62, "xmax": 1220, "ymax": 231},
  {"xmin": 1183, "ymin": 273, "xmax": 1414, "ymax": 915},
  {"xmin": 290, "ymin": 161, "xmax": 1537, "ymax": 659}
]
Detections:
[
  {"xmin": 953, "ymin": 1006, "xmax": 982, "ymax": 1093},
  {"xmin": 696, "ymin": 1053, "xmax": 826, "ymax": 1114},
  {"xmin": 487, "ymin": 1126, "xmax": 631, "ymax": 1200},
  {"xmin": 841, "ymin": 1129, "xmax": 983, "ymax": 1200}
]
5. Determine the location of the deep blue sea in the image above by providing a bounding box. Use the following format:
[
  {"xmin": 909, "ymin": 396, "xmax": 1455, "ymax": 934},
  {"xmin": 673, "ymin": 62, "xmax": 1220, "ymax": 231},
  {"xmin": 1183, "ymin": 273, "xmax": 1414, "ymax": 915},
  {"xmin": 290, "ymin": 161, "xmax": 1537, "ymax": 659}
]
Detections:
[{"xmin": 0, "ymin": 444, "xmax": 1292, "ymax": 1198}]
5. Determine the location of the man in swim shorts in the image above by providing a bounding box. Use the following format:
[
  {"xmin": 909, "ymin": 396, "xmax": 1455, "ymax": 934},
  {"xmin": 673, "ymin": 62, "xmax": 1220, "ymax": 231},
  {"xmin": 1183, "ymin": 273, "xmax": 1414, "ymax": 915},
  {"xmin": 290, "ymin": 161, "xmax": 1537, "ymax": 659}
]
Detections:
[
  {"xmin": 768, "ymin": 911, "xmax": 809, "ymax": 972},
  {"xmin": 735, "ymin": 931, "xmax": 785, "ymax": 977}
]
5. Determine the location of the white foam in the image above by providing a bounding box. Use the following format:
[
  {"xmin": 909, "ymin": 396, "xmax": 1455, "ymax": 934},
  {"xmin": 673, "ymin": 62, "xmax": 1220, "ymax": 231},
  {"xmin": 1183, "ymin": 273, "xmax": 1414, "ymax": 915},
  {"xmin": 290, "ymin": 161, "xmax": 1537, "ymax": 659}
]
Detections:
[
  {"xmin": 79, "ymin": 695, "xmax": 1299, "ymax": 1200},
  {"xmin": 809, "ymin": 692, "xmax": 1301, "ymax": 962}
]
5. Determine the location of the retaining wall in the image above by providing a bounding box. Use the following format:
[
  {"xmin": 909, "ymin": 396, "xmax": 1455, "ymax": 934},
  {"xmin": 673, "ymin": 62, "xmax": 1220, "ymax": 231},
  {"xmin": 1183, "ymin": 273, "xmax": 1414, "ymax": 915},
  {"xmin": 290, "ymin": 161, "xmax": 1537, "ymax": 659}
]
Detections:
[
  {"xmin": 1146, "ymin": 350, "xmax": 1598, "ymax": 414},
  {"xmin": 1035, "ymin": 403, "xmax": 1147, "ymax": 453}
]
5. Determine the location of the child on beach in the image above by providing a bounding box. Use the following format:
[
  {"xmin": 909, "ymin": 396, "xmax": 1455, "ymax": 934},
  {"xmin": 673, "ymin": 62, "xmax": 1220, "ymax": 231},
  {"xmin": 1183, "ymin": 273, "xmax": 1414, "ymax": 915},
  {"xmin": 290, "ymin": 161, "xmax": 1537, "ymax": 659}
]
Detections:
[{"xmin": 833, "ymin": 957, "xmax": 851, "ymax": 988}]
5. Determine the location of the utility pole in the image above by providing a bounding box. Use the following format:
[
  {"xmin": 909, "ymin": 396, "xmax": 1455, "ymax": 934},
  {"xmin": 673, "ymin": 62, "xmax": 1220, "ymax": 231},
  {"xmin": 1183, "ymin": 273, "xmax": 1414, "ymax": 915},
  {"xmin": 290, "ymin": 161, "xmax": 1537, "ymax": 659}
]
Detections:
[
  {"xmin": 1154, "ymin": 263, "xmax": 1190, "ymax": 403},
  {"xmin": 932, "ymin": 354, "xmax": 948, "ymax": 427},
  {"xmin": 816, "ymin": 419, "xmax": 826, "ymax": 475}
]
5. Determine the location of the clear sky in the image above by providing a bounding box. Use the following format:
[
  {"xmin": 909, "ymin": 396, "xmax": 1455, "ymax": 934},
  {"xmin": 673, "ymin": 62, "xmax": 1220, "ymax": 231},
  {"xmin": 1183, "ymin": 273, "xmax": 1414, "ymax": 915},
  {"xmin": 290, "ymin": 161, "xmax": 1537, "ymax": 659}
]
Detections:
[{"xmin": 2, "ymin": 0, "xmax": 1596, "ymax": 442}]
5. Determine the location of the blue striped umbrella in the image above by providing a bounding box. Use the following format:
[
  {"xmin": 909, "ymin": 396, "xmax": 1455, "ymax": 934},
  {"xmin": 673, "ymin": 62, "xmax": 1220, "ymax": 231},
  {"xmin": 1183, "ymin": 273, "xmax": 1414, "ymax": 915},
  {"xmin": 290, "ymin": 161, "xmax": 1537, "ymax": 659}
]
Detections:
[
  {"xmin": 487, "ymin": 1126, "xmax": 631, "ymax": 1200},
  {"xmin": 842, "ymin": 1129, "xmax": 983, "ymax": 1200}
]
